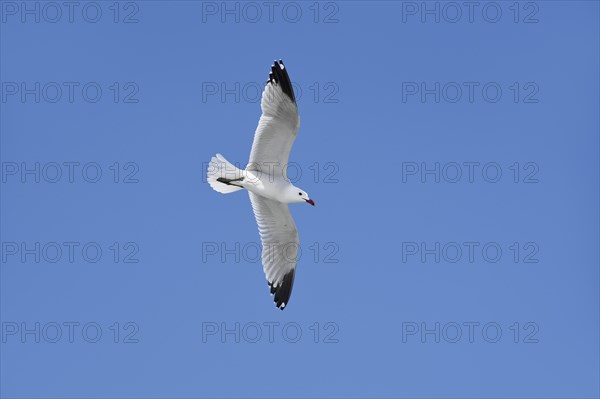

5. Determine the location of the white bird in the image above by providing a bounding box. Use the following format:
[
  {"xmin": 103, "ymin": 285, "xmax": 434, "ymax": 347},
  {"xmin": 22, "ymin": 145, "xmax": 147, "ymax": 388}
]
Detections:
[{"xmin": 207, "ymin": 60, "xmax": 315, "ymax": 310}]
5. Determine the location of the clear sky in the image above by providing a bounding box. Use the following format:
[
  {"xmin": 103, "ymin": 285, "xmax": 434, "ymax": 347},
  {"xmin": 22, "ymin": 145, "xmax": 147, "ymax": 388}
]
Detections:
[{"xmin": 1, "ymin": 1, "xmax": 599, "ymax": 398}]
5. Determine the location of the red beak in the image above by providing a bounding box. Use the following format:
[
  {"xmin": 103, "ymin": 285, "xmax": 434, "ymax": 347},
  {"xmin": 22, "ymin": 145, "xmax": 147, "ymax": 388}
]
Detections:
[{"xmin": 306, "ymin": 199, "xmax": 315, "ymax": 206}]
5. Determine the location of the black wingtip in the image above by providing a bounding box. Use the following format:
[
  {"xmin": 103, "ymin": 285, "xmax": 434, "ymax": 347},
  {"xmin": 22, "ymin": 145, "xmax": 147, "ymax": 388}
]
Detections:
[
  {"xmin": 269, "ymin": 269, "xmax": 296, "ymax": 310},
  {"xmin": 266, "ymin": 59, "xmax": 296, "ymax": 104}
]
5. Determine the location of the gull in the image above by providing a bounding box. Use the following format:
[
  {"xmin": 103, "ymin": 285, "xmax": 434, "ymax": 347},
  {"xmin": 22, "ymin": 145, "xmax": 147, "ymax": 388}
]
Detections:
[{"xmin": 207, "ymin": 60, "xmax": 315, "ymax": 310}]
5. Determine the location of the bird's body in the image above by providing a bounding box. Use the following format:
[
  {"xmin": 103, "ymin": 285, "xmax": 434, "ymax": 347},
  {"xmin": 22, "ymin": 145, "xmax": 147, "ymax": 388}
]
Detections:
[
  {"xmin": 246, "ymin": 174, "xmax": 313, "ymax": 204},
  {"xmin": 207, "ymin": 60, "xmax": 314, "ymax": 310}
]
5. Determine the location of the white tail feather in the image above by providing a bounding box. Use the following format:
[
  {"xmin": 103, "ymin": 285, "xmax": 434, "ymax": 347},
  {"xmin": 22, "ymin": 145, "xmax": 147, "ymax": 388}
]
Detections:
[{"xmin": 207, "ymin": 154, "xmax": 244, "ymax": 194}]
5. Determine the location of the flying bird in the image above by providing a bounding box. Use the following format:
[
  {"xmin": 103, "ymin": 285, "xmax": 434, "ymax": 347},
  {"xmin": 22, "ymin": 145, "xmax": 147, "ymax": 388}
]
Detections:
[{"xmin": 207, "ymin": 60, "xmax": 315, "ymax": 310}]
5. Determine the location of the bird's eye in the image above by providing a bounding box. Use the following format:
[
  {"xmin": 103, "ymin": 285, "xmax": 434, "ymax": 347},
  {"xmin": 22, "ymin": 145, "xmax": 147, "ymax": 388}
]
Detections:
[{"xmin": 298, "ymin": 192, "xmax": 302, "ymax": 195}]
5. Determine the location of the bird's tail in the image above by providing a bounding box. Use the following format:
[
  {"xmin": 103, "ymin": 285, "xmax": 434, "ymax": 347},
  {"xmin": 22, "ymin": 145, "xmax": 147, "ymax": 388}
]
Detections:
[{"xmin": 207, "ymin": 154, "xmax": 245, "ymax": 194}]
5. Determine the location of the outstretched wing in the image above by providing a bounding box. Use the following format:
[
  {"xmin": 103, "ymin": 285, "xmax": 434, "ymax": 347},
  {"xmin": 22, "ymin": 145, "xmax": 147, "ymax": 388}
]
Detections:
[
  {"xmin": 247, "ymin": 60, "xmax": 300, "ymax": 176},
  {"xmin": 248, "ymin": 192, "xmax": 298, "ymax": 310}
]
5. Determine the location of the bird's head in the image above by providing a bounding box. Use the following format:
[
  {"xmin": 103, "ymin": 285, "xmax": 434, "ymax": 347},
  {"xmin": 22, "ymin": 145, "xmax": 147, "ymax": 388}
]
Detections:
[{"xmin": 289, "ymin": 186, "xmax": 315, "ymax": 206}]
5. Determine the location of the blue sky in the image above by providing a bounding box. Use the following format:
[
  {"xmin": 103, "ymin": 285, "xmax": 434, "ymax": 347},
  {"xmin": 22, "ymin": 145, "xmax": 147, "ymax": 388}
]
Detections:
[{"xmin": 1, "ymin": 1, "xmax": 599, "ymax": 398}]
